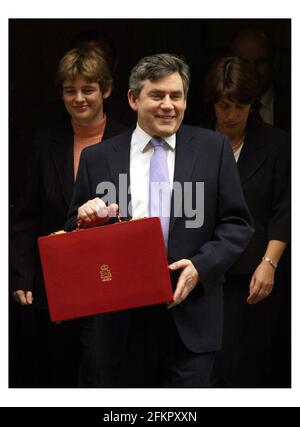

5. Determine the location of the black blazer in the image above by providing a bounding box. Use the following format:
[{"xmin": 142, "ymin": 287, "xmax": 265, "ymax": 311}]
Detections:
[
  {"xmin": 273, "ymin": 81, "xmax": 291, "ymax": 133},
  {"xmin": 229, "ymin": 117, "xmax": 290, "ymax": 274},
  {"xmin": 11, "ymin": 117, "xmax": 127, "ymax": 307},
  {"xmin": 66, "ymin": 125, "xmax": 254, "ymax": 353}
]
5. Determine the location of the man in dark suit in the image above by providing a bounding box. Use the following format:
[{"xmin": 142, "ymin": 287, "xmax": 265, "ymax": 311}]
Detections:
[
  {"xmin": 232, "ymin": 27, "xmax": 291, "ymax": 132},
  {"xmin": 66, "ymin": 53, "xmax": 254, "ymax": 387}
]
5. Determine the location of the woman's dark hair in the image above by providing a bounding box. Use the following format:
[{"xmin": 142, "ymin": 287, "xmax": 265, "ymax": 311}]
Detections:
[{"xmin": 204, "ymin": 56, "xmax": 259, "ymax": 115}]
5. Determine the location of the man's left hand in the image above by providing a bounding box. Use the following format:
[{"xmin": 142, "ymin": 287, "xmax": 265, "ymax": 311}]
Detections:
[{"xmin": 167, "ymin": 259, "xmax": 200, "ymax": 309}]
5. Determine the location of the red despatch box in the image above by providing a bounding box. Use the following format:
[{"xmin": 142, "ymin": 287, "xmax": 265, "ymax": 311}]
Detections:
[{"xmin": 38, "ymin": 218, "xmax": 173, "ymax": 322}]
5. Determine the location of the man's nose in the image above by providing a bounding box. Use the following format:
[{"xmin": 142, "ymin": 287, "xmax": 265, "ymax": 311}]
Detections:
[{"xmin": 161, "ymin": 96, "xmax": 173, "ymax": 109}]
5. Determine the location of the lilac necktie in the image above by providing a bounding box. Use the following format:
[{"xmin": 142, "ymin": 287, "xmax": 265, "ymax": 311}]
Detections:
[{"xmin": 149, "ymin": 137, "xmax": 171, "ymax": 246}]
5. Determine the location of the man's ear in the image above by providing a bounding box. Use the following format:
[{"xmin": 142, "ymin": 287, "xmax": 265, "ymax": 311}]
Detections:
[{"xmin": 128, "ymin": 89, "xmax": 138, "ymax": 112}]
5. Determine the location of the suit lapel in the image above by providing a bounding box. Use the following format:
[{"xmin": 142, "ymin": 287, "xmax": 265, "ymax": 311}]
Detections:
[
  {"xmin": 51, "ymin": 123, "xmax": 74, "ymax": 207},
  {"xmin": 237, "ymin": 118, "xmax": 267, "ymax": 183},
  {"xmin": 169, "ymin": 127, "xmax": 199, "ymax": 234},
  {"xmin": 51, "ymin": 119, "xmax": 128, "ymax": 212},
  {"xmin": 108, "ymin": 130, "xmax": 132, "ymax": 219}
]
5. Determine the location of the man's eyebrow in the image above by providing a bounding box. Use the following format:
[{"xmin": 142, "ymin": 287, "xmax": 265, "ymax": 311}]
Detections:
[
  {"xmin": 148, "ymin": 89, "xmax": 164, "ymax": 94},
  {"xmin": 148, "ymin": 89, "xmax": 183, "ymax": 95}
]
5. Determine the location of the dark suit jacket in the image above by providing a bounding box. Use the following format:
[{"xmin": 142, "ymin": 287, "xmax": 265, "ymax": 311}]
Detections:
[
  {"xmin": 11, "ymin": 117, "xmax": 127, "ymax": 308},
  {"xmin": 66, "ymin": 124, "xmax": 254, "ymax": 354},
  {"xmin": 272, "ymin": 81, "xmax": 291, "ymax": 132},
  {"xmin": 228, "ymin": 117, "xmax": 290, "ymax": 275},
  {"xmin": 250, "ymin": 80, "xmax": 290, "ymax": 133}
]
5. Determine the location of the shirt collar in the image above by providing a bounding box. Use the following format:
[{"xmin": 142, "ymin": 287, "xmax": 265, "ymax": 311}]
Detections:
[
  {"xmin": 133, "ymin": 123, "xmax": 176, "ymax": 153},
  {"xmin": 261, "ymin": 86, "xmax": 274, "ymax": 110}
]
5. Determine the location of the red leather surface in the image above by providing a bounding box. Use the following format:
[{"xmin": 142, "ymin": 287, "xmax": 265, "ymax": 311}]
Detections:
[{"xmin": 38, "ymin": 218, "xmax": 173, "ymax": 321}]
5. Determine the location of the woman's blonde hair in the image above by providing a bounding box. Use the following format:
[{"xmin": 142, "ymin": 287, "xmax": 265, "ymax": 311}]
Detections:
[{"xmin": 57, "ymin": 46, "xmax": 113, "ymax": 94}]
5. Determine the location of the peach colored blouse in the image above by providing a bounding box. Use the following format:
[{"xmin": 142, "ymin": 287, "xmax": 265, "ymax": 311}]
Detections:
[{"xmin": 72, "ymin": 115, "xmax": 107, "ymax": 179}]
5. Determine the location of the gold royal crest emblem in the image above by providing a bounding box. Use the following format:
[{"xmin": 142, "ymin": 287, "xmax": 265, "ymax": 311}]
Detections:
[{"xmin": 100, "ymin": 264, "xmax": 112, "ymax": 282}]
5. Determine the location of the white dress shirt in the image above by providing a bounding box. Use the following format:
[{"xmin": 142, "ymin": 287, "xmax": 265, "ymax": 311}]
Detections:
[
  {"xmin": 130, "ymin": 124, "xmax": 176, "ymax": 218},
  {"xmin": 234, "ymin": 142, "xmax": 244, "ymax": 163}
]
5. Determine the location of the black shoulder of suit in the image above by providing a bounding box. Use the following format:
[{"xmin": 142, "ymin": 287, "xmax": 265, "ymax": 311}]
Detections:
[
  {"xmin": 103, "ymin": 116, "xmax": 129, "ymax": 139},
  {"xmin": 34, "ymin": 119, "xmax": 73, "ymax": 140},
  {"xmin": 246, "ymin": 115, "xmax": 290, "ymax": 151}
]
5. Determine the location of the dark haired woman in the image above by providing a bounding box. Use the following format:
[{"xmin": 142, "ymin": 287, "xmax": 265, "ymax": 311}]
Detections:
[{"xmin": 203, "ymin": 57, "xmax": 290, "ymax": 387}]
